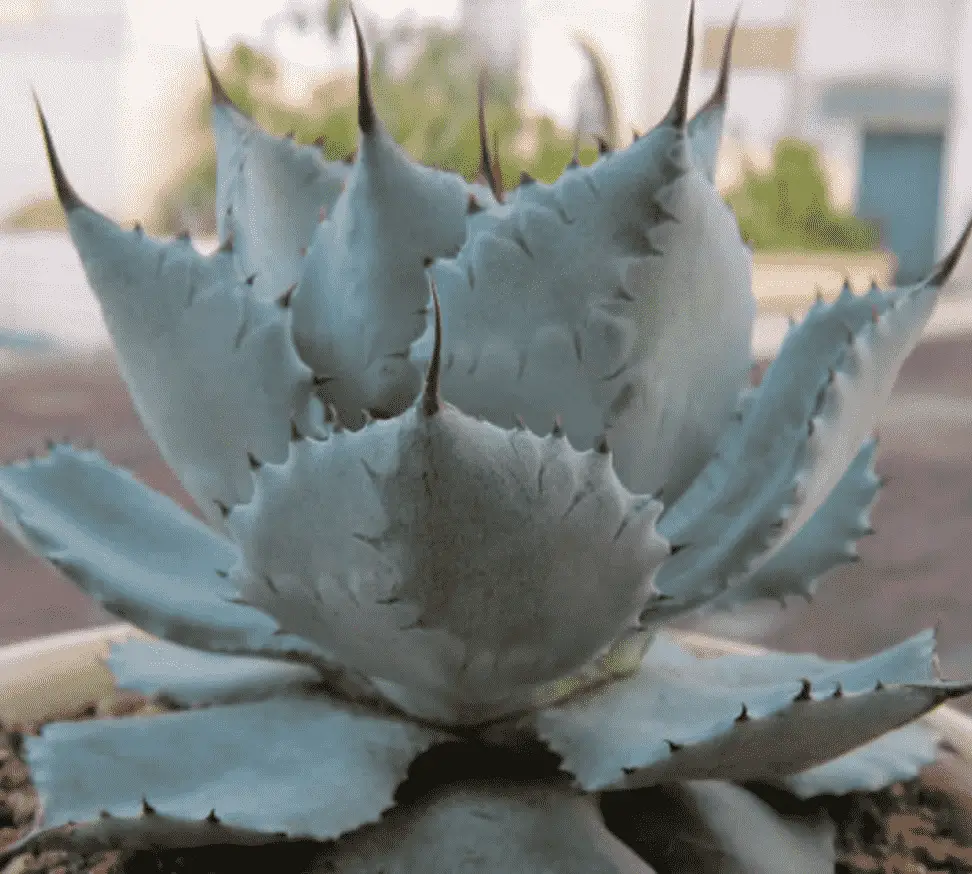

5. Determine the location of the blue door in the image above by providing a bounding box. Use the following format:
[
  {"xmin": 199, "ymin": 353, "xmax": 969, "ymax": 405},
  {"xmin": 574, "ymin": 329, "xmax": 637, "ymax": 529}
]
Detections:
[{"xmin": 857, "ymin": 130, "xmax": 944, "ymax": 284}]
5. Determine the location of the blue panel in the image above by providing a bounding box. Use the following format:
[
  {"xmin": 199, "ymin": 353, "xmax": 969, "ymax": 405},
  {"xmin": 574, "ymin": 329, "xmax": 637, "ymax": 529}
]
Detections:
[{"xmin": 857, "ymin": 131, "xmax": 944, "ymax": 284}]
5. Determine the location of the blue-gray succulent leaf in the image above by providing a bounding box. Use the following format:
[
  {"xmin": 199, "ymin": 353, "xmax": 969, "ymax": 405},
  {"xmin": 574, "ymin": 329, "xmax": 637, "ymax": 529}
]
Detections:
[
  {"xmin": 783, "ymin": 721, "xmax": 940, "ymax": 798},
  {"xmin": 315, "ymin": 781, "xmax": 656, "ymax": 873},
  {"xmin": 227, "ymin": 397, "xmax": 669, "ymax": 726},
  {"xmin": 290, "ymin": 25, "xmax": 474, "ymax": 424},
  {"xmin": 36, "ymin": 103, "xmax": 323, "ymax": 524},
  {"xmin": 7, "ymin": 694, "xmax": 444, "ymax": 859},
  {"xmin": 611, "ymin": 780, "xmax": 836, "ymax": 874},
  {"xmin": 702, "ymin": 435, "xmax": 881, "ymax": 611},
  {"xmin": 203, "ymin": 42, "xmax": 349, "ymax": 302},
  {"xmin": 651, "ymin": 243, "xmax": 964, "ymax": 615},
  {"xmin": 106, "ymin": 638, "xmax": 323, "ymax": 707},
  {"xmin": 415, "ymin": 108, "xmax": 754, "ymax": 501},
  {"xmin": 0, "ymin": 445, "xmax": 326, "ymax": 667},
  {"xmin": 518, "ymin": 628, "xmax": 968, "ymax": 791}
]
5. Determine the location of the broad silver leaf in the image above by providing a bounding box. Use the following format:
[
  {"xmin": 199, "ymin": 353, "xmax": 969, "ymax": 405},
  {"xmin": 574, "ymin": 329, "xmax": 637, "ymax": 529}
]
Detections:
[
  {"xmin": 21, "ymin": 695, "xmax": 443, "ymax": 845},
  {"xmin": 227, "ymin": 398, "xmax": 669, "ymax": 725},
  {"xmin": 0, "ymin": 445, "xmax": 321, "ymax": 665},
  {"xmin": 523, "ymin": 629, "xmax": 967, "ymax": 791},
  {"xmin": 206, "ymin": 48, "xmax": 350, "ymax": 301},
  {"xmin": 315, "ymin": 780, "xmax": 656, "ymax": 873},
  {"xmin": 107, "ymin": 638, "xmax": 322, "ymax": 707}
]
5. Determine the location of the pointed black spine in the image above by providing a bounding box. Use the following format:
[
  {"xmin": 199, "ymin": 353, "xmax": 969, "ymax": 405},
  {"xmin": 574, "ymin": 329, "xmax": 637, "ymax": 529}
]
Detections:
[
  {"xmin": 478, "ymin": 73, "xmax": 504, "ymax": 202},
  {"xmin": 694, "ymin": 6, "xmax": 738, "ymax": 118},
  {"xmin": 422, "ymin": 278, "xmax": 443, "ymax": 416},
  {"xmin": 350, "ymin": 6, "xmax": 376, "ymax": 135},
  {"xmin": 198, "ymin": 26, "xmax": 238, "ymax": 111},
  {"xmin": 927, "ymin": 212, "xmax": 972, "ymax": 287},
  {"xmin": 34, "ymin": 95, "xmax": 84, "ymax": 212},
  {"xmin": 664, "ymin": 0, "xmax": 696, "ymax": 129}
]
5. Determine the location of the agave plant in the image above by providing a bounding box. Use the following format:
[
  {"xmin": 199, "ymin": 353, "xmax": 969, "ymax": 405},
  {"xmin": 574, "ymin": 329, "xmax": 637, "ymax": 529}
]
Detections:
[{"xmin": 2, "ymin": 5, "xmax": 971, "ymax": 872}]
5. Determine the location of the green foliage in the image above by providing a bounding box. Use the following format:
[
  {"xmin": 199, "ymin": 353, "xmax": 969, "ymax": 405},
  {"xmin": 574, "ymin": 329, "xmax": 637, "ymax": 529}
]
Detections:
[
  {"xmin": 725, "ymin": 138, "xmax": 880, "ymax": 253},
  {"xmin": 154, "ymin": 22, "xmax": 597, "ymax": 235}
]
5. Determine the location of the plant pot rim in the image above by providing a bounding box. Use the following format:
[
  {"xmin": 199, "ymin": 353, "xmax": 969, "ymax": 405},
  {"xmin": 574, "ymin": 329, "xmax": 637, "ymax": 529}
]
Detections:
[{"xmin": 2, "ymin": 623, "xmax": 972, "ymax": 761}]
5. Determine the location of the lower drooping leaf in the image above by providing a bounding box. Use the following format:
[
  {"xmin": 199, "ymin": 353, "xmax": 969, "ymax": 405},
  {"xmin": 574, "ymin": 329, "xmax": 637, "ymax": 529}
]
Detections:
[
  {"xmin": 227, "ymin": 400, "xmax": 669, "ymax": 725},
  {"xmin": 783, "ymin": 721, "xmax": 939, "ymax": 798},
  {"xmin": 107, "ymin": 638, "xmax": 323, "ymax": 707},
  {"xmin": 310, "ymin": 780, "xmax": 656, "ymax": 874},
  {"xmin": 0, "ymin": 446, "xmax": 328, "ymax": 669},
  {"xmin": 2, "ymin": 694, "xmax": 445, "ymax": 862},
  {"xmin": 603, "ymin": 780, "xmax": 835, "ymax": 874},
  {"xmin": 516, "ymin": 629, "xmax": 968, "ymax": 791}
]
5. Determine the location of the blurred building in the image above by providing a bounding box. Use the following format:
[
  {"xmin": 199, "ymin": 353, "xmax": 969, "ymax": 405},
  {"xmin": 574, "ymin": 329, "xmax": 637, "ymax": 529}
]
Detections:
[
  {"xmin": 459, "ymin": 0, "xmax": 526, "ymax": 76},
  {"xmin": 695, "ymin": 0, "xmax": 972, "ymax": 284},
  {"xmin": 0, "ymin": 0, "xmax": 131, "ymax": 219}
]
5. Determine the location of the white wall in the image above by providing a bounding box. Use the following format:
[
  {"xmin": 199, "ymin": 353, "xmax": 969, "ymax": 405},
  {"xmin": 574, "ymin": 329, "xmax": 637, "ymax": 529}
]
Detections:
[{"xmin": 0, "ymin": 11, "xmax": 131, "ymax": 218}]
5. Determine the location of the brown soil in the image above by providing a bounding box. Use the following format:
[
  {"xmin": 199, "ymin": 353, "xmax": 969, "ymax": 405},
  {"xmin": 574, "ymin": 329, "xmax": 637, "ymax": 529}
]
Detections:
[{"xmin": 3, "ymin": 696, "xmax": 972, "ymax": 873}]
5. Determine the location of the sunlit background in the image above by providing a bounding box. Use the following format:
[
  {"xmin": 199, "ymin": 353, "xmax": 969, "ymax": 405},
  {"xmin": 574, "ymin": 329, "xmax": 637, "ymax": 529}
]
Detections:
[{"xmin": 2, "ymin": 0, "xmax": 972, "ymax": 699}]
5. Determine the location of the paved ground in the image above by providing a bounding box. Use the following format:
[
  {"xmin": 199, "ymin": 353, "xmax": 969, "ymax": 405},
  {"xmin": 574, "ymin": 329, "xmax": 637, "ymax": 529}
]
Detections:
[{"xmin": 1, "ymin": 334, "xmax": 971, "ymax": 691}]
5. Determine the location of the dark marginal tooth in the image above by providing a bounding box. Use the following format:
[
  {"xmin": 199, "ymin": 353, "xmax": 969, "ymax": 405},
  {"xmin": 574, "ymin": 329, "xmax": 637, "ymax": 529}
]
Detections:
[
  {"xmin": 831, "ymin": 682, "xmax": 844, "ymax": 699},
  {"xmin": 552, "ymin": 415, "xmax": 564, "ymax": 437},
  {"xmin": 666, "ymin": 739, "xmax": 683, "ymax": 753},
  {"xmin": 596, "ymin": 137, "xmax": 611, "ymax": 155},
  {"xmin": 246, "ymin": 451, "xmax": 261, "ymax": 471},
  {"xmin": 467, "ymin": 193, "xmax": 483, "ymax": 215},
  {"xmin": 594, "ymin": 434, "xmax": 610, "ymax": 454},
  {"xmin": 519, "ymin": 170, "xmax": 536, "ymax": 185},
  {"xmin": 290, "ymin": 419, "xmax": 303, "ymax": 441},
  {"xmin": 206, "ymin": 809, "xmax": 220, "ymax": 824},
  {"xmin": 795, "ymin": 678, "xmax": 812, "ymax": 701},
  {"xmin": 214, "ymin": 500, "xmax": 230, "ymax": 519},
  {"xmin": 277, "ymin": 284, "xmax": 297, "ymax": 308},
  {"xmin": 141, "ymin": 798, "xmax": 156, "ymax": 816},
  {"xmin": 735, "ymin": 703, "xmax": 749, "ymax": 723}
]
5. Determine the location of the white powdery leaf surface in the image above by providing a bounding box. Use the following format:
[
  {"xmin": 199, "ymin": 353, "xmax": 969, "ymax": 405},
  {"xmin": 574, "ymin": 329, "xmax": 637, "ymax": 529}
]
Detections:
[
  {"xmin": 292, "ymin": 118, "xmax": 474, "ymax": 424},
  {"xmin": 64, "ymin": 207, "xmax": 321, "ymax": 524},
  {"xmin": 23, "ymin": 695, "xmax": 442, "ymax": 843},
  {"xmin": 211, "ymin": 97, "xmax": 349, "ymax": 302},
  {"xmin": 417, "ymin": 114, "xmax": 753, "ymax": 501},
  {"xmin": 524, "ymin": 629, "xmax": 969, "ymax": 791},
  {"xmin": 227, "ymin": 400, "xmax": 669, "ymax": 725}
]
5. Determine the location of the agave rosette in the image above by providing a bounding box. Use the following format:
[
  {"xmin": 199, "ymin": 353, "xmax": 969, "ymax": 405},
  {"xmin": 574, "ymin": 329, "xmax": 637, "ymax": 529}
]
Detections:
[{"xmin": 2, "ymin": 6, "xmax": 970, "ymax": 872}]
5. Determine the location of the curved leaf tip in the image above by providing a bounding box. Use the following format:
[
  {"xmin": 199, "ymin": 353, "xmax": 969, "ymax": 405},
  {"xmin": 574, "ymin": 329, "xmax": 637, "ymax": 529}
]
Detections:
[
  {"xmin": 694, "ymin": 5, "xmax": 739, "ymax": 116},
  {"xmin": 665, "ymin": 0, "xmax": 696, "ymax": 129},
  {"xmin": 477, "ymin": 73, "xmax": 504, "ymax": 202},
  {"xmin": 350, "ymin": 5, "xmax": 376, "ymax": 135},
  {"xmin": 34, "ymin": 96, "xmax": 84, "ymax": 212},
  {"xmin": 927, "ymin": 212, "xmax": 972, "ymax": 286},
  {"xmin": 197, "ymin": 26, "xmax": 236, "ymax": 109}
]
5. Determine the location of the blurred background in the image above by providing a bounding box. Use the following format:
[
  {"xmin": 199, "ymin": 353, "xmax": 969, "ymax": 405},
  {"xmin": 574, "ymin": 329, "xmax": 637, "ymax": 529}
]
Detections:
[{"xmin": 1, "ymin": 0, "xmax": 972, "ymax": 692}]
